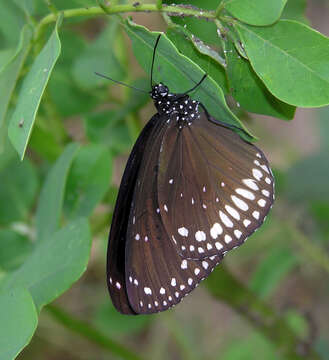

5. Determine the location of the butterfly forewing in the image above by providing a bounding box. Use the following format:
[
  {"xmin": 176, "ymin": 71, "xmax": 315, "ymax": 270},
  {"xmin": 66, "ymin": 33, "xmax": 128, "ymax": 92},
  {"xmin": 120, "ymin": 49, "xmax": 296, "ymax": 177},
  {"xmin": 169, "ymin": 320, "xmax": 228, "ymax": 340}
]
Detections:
[
  {"xmin": 107, "ymin": 115, "xmax": 159, "ymax": 315},
  {"xmin": 157, "ymin": 111, "xmax": 274, "ymax": 260},
  {"xmin": 125, "ymin": 113, "xmax": 223, "ymax": 314}
]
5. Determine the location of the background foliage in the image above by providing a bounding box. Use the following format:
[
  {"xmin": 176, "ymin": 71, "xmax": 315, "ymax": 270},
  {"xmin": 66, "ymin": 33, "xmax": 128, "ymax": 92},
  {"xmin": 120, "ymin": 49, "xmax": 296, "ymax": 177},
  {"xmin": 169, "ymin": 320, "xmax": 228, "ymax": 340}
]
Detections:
[{"xmin": 0, "ymin": 0, "xmax": 329, "ymax": 359}]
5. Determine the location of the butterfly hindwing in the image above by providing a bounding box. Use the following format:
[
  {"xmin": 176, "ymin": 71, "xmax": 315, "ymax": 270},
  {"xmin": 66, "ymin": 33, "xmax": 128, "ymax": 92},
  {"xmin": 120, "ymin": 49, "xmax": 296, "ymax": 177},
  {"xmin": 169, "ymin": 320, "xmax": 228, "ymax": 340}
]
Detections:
[{"xmin": 157, "ymin": 110, "xmax": 274, "ymax": 260}]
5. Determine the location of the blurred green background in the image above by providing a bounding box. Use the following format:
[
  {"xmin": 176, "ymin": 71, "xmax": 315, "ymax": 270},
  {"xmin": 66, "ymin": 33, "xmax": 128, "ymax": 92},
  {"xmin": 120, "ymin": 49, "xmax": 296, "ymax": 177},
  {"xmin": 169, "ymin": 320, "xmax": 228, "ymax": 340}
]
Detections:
[{"xmin": 0, "ymin": 0, "xmax": 329, "ymax": 359}]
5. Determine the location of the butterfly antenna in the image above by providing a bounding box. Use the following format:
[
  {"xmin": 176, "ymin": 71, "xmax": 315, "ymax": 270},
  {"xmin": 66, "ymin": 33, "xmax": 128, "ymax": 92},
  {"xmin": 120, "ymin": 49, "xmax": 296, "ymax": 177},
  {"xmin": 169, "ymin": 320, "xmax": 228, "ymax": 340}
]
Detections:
[
  {"xmin": 150, "ymin": 34, "xmax": 162, "ymax": 88},
  {"xmin": 95, "ymin": 72, "xmax": 148, "ymax": 93},
  {"xmin": 183, "ymin": 73, "xmax": 207, "ymax": 95}
]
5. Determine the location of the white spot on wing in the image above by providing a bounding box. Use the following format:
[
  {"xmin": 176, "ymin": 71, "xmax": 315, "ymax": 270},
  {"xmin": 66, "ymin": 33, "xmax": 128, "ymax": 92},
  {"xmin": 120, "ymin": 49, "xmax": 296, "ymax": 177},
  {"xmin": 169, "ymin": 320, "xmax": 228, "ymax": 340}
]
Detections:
[
  {"xmin": 144, "ymin": 287, "xmax": 152, "ymax": 295},
  {"xmin": 258, "ymin": 199, "xmax": 266, "ymax": 207},
  {"xmin": 235, "ymin": 188, "xmax": 255, "ymax": 200},
  {"xmin": 234, "ymin": 230, "xmax": 242, "ymax": 239},
  {"xmin": 210, "ymin": 222, "xmax": 223, "ymax": 239},
  {"xmin": 178, "ymin": 227, "xmax": 189, "ymax": 237},
  {"xmin": 220, "ymin": 211, "xmax": 233, "ymax": 227},
  {"xmin": 243, "ymin": 179, "xmax": 259, "ymax": 191},
  {"xmin": 181, "ymin": 260, "xmax": 187, "ymax": 269},
  {"xmin": 243, "ymin": 219, "xmax": 251, "ymax": 227},
  {"xmin": 252, "ymin": 168, "xmax": 263, "ymax": 181},
  {"xmin": 231, "ymin": 195, "xmax": 249, "ymax": 211},
  {"xmin": 195, "ymin": 230, "xmax": 206, "ymax": 242},
  {"xmin": 224, "ymin": 235, "xmax": 232, "ymax": 244},
  {"xmin": 225, "ymin": 205, "xmax": 240, "ymax": 220},
  {"xmin": 253, "ymin": 211, "xmax": 260, "ymax": 219}
]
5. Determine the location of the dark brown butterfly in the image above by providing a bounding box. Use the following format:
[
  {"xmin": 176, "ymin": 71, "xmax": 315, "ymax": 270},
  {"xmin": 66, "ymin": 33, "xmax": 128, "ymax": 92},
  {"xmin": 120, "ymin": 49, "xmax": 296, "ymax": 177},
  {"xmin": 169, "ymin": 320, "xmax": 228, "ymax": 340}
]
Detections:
[{"xmin": 106, "ymin": 35, "xmax": 274, "ymax": 315}]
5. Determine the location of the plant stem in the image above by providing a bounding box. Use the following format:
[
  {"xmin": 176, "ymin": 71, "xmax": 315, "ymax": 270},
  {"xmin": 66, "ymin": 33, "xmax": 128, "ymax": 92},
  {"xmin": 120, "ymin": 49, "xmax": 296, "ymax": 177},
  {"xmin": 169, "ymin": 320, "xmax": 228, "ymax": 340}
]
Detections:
[
  {"xmin": 205, "ymin": 265, "xmax": 320, "ymax": 360},
  {"xmin": 35, "ymin": 4, "xmax": 216, "ymax": 41},
  {"xmin": 46, "ymin": 304, "xmax": 144, "ymax": 360}
]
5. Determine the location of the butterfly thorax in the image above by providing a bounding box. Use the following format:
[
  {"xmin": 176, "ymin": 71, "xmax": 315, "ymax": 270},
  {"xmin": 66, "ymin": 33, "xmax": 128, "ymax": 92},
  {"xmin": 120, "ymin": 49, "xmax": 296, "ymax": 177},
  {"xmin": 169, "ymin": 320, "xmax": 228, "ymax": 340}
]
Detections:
[{"xmin": 150, "ymin": 83, "xmax": 200, "ymax": 128}]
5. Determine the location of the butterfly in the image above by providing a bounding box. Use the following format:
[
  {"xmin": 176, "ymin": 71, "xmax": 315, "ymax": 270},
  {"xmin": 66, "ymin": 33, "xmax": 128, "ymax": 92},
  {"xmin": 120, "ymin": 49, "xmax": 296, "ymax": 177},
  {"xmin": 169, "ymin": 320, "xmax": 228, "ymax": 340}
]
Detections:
[{"xmin": 106, "ymin": 34, "xmax": 274, "ymax": 315}]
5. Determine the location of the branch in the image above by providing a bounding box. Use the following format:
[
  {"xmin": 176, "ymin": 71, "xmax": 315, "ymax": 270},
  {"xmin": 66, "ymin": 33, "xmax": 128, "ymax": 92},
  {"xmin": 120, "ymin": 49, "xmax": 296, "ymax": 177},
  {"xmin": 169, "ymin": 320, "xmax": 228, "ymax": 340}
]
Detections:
[
  {"xmin": 46, "ymin": 304, "xmax": 144, "ymax": 360},
  {"xmin": 205, "ymin": 266, "xmax": 320, "ymax": 360},
  {"xmin": 35, "ymin": 4, "xmax": 216, "ymax": 41}
]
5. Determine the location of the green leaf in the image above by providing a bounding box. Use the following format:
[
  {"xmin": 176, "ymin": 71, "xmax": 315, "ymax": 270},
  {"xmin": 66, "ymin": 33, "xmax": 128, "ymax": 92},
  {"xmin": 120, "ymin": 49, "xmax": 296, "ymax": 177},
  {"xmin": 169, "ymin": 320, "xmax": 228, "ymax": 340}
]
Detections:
[
  {"xmin": 225, "ymin": 40, "xmax": 295, "ymax": 119},
  {"xmin": 236, "ymin": 20, "xmax": 329, "ymax": 107},
  {"xmin": 249, "ymin": 246, "xmax": 298, "ymax": 299},
  {"xmin": 0, "ymin": 288, "xmax": 38, "ymax": 360},
  {"xmin": 36, "ymin": 143, "xmax": 80, "ymax": 242},
  {"xmin": 0, "ymin": 230, "xmax": 32, "ymax": 272},
  {"xmin": 0, "ymin": 218, "xmax": 91, "ymax": 311},
  {"xmin": 72, "ymin": 19, "xmax": 125, "ymax": 90},
  {"xmin": 166, "ymin": 26, "xmax": 228, "ymax": 94},
  {"xmin": 64, "ymin": 144, "xmax": 112, "ymax": 219},
  {"xmin": 0, "ymin": 25, "xmax": 32, "ymax": 140},
  {"xmin": 8, "ymin": 17, "xmax": 62, "ymax": 160},
  {"xmin": 0, "ymin": 156, "xmax": 38, "ymax": 225},
  {"xmin": 93, "ymin": 301, "xmax": 151, "ymax": 336},
  {"xmin": 225, "ymin": 0, "xmax": 287, "ymax": 26},
  {"xmin": 125, "ymin": 19, "xmax": 253, "ymax": 140},
  {"xmin": 281, "ymin": 0, "xmax": 309, "ymax": 24}
]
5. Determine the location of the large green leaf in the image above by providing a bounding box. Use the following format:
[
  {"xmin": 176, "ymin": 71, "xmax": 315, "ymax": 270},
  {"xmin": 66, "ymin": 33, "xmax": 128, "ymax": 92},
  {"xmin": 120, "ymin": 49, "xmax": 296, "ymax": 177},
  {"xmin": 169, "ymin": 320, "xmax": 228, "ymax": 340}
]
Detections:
[
  {"xmin": 125, "ymin": 19, "xmax": 253, "ymax": 140},
  {"xmin": 0, "ymin": 288, "xmax": 38, "ymax": 360},
  {"xmin": 225, "ymin": 40, "xmax": 295, "ymax": 119},
  {"xmin": 0, "ymin": 230, "xmax": 32, "ymax": 271},
  {"xmin": 0, "ymin": 25, "xmax": 32, "ymax": 143},
  {"xmin": 0, "ymin": 156, "xmax": 38, "ymax": 225},
  {"xmin": 64, "ymin": 144, "xmax": 112, "ymax": 219},
  {"xmin": 72, "ymin": 19, "xmax": 125, "ymax": 90},
  {"xmin": 225, "ymin": 0, "xmax": 287, "ymax": 26},
  {"xmin": 236, "ymin": 20, "xmax": 329, "ymax": 107},
  {"xmin": 35, "ymin": 143, "xmax": 79, "ymax": 242},
  {"xmin": 0, "ymin": 218, "xmax": 91, "ymax": 311},
  {"xmin": 8, "ymin": 17, "xmax": 62, "ymax": 160}
]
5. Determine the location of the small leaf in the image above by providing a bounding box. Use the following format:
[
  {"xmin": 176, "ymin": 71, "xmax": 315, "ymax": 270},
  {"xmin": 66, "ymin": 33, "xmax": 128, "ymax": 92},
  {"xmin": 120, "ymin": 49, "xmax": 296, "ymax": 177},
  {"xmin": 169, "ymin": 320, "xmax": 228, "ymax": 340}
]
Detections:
[
  {"xmin": 0, "ymin": 156, "xmax": 38, "ymax": 225},
  {"xmin": 249, "ymin": 246, "xmax": 298, "ymax": 299},
  {"xmin": 0, "ymin": 230, "xmax": 32, "ymax": 271},
  {"xmin": 72, "ymin": 19, "xmax": 125, "ymax": 90},
  {"xmin": 0, "ymin": 218, "xmax": 92, "ymax": 311},
  {"xmin": 8, "ymin": 16, "xmax": 62, "ymax": 160},
  {"xmin": 0, "ymin": 288, "xmax": 38, "ymax": 360},
  {"xmin": 225, "ymin": 40, "xmax": 295, "ymax": 119},
  {"xmin": 35, "ymin": 143, "xmax": 80, "ymax": 242},
  {"xmin": 0, "ymin": 25, "xmax": 32, "ymax": 137},
  {"xmin": 64, "ymin": 144, "xmax": 112, "ymax": 219},
  {"xmin": 236, "ymin": 20, "xmax": 329, "ymax": 107},
  {"xmin": 125, "ymin": 19, "xmax": 253, "ymax": 140},
  {"xmin": 225, "ymin": 0, "xmax": 287, "ymax": 26}
]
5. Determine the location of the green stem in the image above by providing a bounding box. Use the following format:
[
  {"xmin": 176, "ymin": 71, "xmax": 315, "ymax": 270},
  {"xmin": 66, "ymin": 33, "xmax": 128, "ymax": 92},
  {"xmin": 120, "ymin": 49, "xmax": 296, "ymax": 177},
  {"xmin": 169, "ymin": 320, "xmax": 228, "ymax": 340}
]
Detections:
[
  {"xmin": 205, "ymin": 266, "xmax": 320, "ymax": 360},
  {"xmin": 46, "ymin": 304, "xmax": 144, "ymax": 360},
  {"xmin": 35, "ymin": 4, "xmax": 216, "ymax": 41}
]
